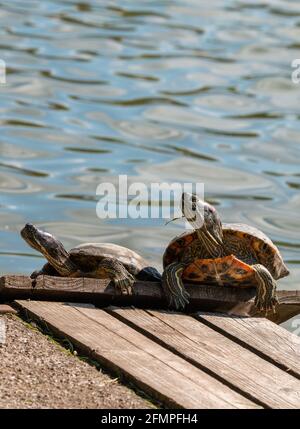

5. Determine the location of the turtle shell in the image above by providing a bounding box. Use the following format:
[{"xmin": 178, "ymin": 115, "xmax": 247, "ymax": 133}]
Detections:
[
  {"xmin": 69, "ymin": 243, "xmax": 149, "ymax": 276},
  {"xmin": 163, "ymin": 223, "xmax": 289, "ymax": 286}
]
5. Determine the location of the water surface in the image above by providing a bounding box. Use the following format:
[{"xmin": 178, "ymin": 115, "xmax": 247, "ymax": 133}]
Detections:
[{"xmin": 0, "ymin": 0, "xmax": 299, "ymax": 330}]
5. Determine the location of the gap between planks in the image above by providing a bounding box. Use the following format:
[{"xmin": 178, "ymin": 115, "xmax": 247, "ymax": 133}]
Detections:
[
  {"xmin": 107, "ymin": 307, "xmax": 300, "ymax": 409},
  {"xmin": 194, "ymin": 312, "xmax": 300, "ymax": 379},
  {"xmin": 14, "ymin": 300, "xmax": 260, "ymax": 410}
]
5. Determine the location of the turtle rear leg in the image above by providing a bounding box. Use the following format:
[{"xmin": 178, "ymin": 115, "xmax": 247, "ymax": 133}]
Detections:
[
  {"xmin": 252, "ymin": 264, "xmax": 278, "ymax": 314},
  {"xmin": 162, "ymin": 262, "xmax": 190, "ymax": 310},
  {"xmin": 86, "ymin": 257, "xmax": 135, "ymax": 295},
  {"xmin": 136, "ymin": 266, "xmax": 162, "ymax": 282}
]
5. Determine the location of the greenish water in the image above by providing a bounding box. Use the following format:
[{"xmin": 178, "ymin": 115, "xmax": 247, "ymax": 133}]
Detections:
[{"xmin": 0, "ymin": 0, "xmax": 299, "ymax": 328}]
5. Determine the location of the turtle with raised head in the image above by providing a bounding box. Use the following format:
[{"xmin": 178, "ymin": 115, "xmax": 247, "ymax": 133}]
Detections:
[
  {"xmin": 21, "ymin": 223, "xmax": 161, "ymax": 294},
  {"xmin": 162, "ymin": 193, "xmax": 289, "ymax": 312}
]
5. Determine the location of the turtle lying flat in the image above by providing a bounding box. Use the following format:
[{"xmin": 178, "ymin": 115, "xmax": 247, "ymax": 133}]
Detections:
[
  {"xmin": 162, "ymin": 193, "xmax": 289, "ymax": 312},
  {"xmin": 21, "ymin": 223, "xmax": 161, "ymax": 294}
]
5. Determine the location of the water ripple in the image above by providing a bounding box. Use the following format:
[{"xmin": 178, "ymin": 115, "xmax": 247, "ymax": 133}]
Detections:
[{"xmin": 0, "ymin": 0, "xmax": 299, "ymax": 303}]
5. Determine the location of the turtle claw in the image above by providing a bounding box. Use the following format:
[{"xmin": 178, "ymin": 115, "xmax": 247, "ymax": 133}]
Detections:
[
  {"xmin": 254, "ymin": 294, "xmax": 278, "ymax": 315},
  {"xmin": 114, "ymin": 274, "xmax": 135, "ymax": 296},
  {"xmin": 168, "ymin": 289, "xmax": 190, "ymax": 311}
]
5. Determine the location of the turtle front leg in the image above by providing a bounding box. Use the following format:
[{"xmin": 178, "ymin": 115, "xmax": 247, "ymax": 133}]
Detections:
[
  {"xmin": 88, "ymin": 257, "xmax": 135, "ymax": 295},
  {"xmin": 162, "ymin": 262, "xmax": 190, "ymax": 310},
  {"xmin": 31, "ymin": 262, "xmax": 61, "ymax": 279},
  {"xmin": 252, "ymin": 264, "xmax": 279, "ymax": 314}
]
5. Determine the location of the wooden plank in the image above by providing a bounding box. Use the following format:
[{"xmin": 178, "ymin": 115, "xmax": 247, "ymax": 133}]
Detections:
[
  {"xmin": 244, "ymin": 290, "xmax": 300, "ymax": 324},
  {"xmin": 0, "ymin": 275, "xmax": 256, "ymax": 308},
  {"xmin": 14, "ymin": 300, "xmax": 259, "ymax": 409},
  {"xmin": 1, "ymin": 275, "xmax": 300, "ymax": 323},
  {"xmin": 0, "ymin": 304, "xmax": 17, "ymax": 314},
  {"xmin": 109, "ymin": 307, "xmax": 300, "ymax": 409},
  {"xmin": 195, "ymin": 313, "xmax": 300, "ymax": 378}
]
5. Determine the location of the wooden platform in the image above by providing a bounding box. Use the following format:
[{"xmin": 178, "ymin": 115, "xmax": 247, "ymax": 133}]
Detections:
[
  {"xmin": 2, "ymin": 275, "xmax": 300, "ymax": 324},
  {"xmin": 14, "ymin": 300, "xmax": 300, "ymax": 409},
  {"xmin": 0, "ymin": 304, "xmax": 17, "ymax": 315}
]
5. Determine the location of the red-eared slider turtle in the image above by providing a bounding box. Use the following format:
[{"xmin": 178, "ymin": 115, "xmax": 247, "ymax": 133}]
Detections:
[
  {"xmin": 162, "ymin": 193, "xmax": 289, "ymax": 312},
  {"xmin": 21, "ymin": 223, "xmax": 161, "ymax": 294}
]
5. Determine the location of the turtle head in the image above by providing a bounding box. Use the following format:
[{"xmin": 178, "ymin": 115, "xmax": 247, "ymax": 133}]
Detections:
[
  {"xmin": 181, "ymin": 193, "xmax": 223, "ymax": 244},
  {"xmin": 21, "ymin": 223, "xmax": 79, "ymax": 277}
]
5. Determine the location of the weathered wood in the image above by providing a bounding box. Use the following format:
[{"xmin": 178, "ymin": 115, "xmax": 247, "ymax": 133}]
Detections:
[
  {"xmin": 109, "ymin": 307, "xmax": 300, "ymax": 409},
  {"xmin": 14, "ymin": 300, "xmax": 259, "ymax": 409},
  {"xmin": 248, "ymin": 290, "xmax": 300, "ymax": 324},
  {"xmin": 195, "ymin": 313, "xmax": 300, "ymax": 378},
  {"xmin": 0, "ymin": 275, "xmax": 255, "ymax": 307},
  {"xmin": 0, "ymin": 304, "xmax": 17, "ymax": 314},
  {"xmin": 1, "ymin": 275, "xmax": 299, "ymax": 323}
]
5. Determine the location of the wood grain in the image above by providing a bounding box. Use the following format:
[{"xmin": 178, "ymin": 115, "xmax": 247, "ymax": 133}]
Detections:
[
  {"xmin": 14, "ymin": 300, "xmax": 259, "ymax": 409},
  {"xmin": 0, "ymin": 275, "xmax": 255, "ymax": 307},
  {"xmin": 195, "ymin": 312, "xmax": 300, "ymax": 378},
  {"xmin": 109, "ymin": 307, "xmax": 300, "ymax": 409},
  {"xmin": 1, "ymin": 275, "xmax": 299, "ymax": 323},
  {"xmin": 0, "ymin": 304, "xmax": 17, "ymax": 314}
]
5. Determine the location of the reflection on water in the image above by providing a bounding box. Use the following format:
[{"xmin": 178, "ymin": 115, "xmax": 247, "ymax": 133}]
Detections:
[{"xmin": 0, "ymin": 0, "xmax": 300, "ymax": 328}]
